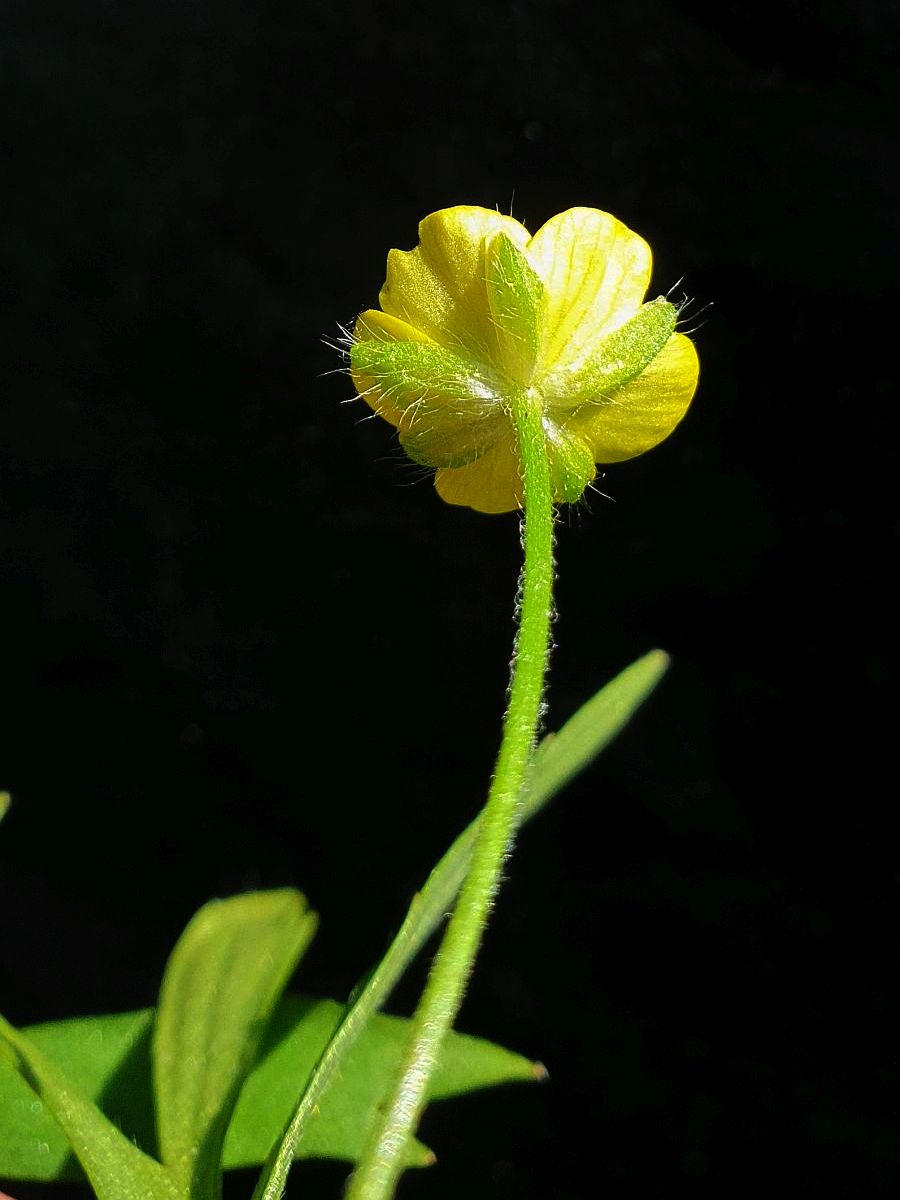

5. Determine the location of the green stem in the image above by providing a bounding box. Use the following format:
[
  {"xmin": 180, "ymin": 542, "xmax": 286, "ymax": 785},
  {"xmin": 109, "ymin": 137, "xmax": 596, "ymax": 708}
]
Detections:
[{"xmin": 345, "ymin": 392, "xmax": 556, "ymax": 1200}]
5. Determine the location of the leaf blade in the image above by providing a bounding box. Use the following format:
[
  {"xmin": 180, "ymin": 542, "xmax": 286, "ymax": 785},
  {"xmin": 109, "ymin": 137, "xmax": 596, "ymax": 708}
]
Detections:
[
  {"xmin": 230, "ymin": 997, "xmax": 535, "ymax": 1169},
  {"xmin": 250, "ymin": 650, "xmax": 668, "ymax": 1200},
  {"xmin": 0, "ymin": 998, "xmax": 536, "ymax": 1182},
  {"xmin": 152, "ymin": 890, "xmax": 317, "ymax": 1198},
  {"xmin": 0, "ymin": 1013, "xmax": 178, "ymax": 1200},
  {"xmin": 527, "ymin": 649, "xmax": 670, "ymax": 813},
  {"xmin": 0, "ymin": 654, "xmax": 667, "ymax": 1196}
]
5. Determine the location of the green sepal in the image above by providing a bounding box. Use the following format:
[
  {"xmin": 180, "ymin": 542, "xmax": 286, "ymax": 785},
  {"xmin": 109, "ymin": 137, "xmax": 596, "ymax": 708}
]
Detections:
[
  {"xmin": 543, "ymin": 297, "xmax": 678, "ymax": 408},
  {"xmin": 541, "ymin": 422, "xmax": 597, "ymax": 504},
  {"xmin": 486, "ymin": 233, "xmax": 545, "ymax": 384},
  {"xmin": 350, "ymin": 338, "xmax": 506, "ymax": 468}
]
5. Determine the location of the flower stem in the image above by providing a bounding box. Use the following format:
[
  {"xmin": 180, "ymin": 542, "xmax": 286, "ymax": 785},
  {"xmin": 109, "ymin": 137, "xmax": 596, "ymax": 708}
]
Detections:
[{"xmin": 345, "ymin": 392, "xmax": 555, "ymax": 1200}]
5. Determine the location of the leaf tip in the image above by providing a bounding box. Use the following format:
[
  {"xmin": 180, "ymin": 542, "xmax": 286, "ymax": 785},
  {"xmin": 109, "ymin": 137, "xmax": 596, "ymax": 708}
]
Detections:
[
  {"xmin": 645, "ymin": 648, "xmax": 671, "ymax": 673},
  {"xmin": 530, "ymin": 1061, "xmax": 549, "ymax": 1082}
]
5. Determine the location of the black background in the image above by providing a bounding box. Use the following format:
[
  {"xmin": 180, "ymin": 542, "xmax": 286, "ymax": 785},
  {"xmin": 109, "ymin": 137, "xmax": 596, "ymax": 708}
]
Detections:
[{"xmin": 1, "ymin": 0, "xmax": 898, "ymax": 1196}]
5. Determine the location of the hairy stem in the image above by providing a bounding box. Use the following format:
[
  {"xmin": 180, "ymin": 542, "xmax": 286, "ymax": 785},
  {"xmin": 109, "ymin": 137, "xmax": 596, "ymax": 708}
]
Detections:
[{"xmin": 345, "ymin": 392, "xmax": 555, "ymax": 1200}]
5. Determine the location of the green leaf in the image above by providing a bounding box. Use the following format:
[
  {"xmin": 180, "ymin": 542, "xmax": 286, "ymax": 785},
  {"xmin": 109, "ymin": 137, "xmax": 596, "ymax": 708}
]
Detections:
[
  {"xmin": 528, "ymin": 648, "xmax": 670, "ymax": 812},
  {"xmin": 0, "ymin": 997, "xmax": 537, "ymax": 1183},
  {"xmin": 0, "ymin": 1013, "xmax": 178, "ymax": 1200},
  {"xmin": 230, "ymin": 997, "xmax": 537, "ymax": 1169},
  {"xmin": 250, "ymin": 650, "xmax": 667, "ymax": 1200},
  {"xmin": 152, "ymin": 890, "xmax": 317, "ymax": 1199},
  {"xmin": 0, "ymin": 654, "xmax": 666, "ymax": 1198},
  {"xmin": 0, "ymin": 792, "xmax": 10, "ymax": 825}
]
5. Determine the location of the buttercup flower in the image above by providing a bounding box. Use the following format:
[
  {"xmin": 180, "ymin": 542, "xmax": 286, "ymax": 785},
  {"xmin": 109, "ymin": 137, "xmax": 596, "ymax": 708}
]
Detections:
[{"xmin": 351, "ymin": 206, "xmax": 699, "ymax": 513}]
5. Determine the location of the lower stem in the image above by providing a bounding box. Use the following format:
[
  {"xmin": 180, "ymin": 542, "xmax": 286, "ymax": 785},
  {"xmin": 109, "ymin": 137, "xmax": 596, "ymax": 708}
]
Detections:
[{"xmin": 345, "ymin": 392, "xmax": 556, "ymax": 1200}]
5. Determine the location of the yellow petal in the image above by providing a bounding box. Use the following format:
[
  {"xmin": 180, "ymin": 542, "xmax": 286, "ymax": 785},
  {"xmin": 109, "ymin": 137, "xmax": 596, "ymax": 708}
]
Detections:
[
  {"xmin": 525, "ymin": 208, "xmax": 652, "ymax": 373},
  {"xmin": 379, "ymin": 207, "xmax": 531, "ymax": 369},
  {"xmin": 354, "ymin": 206, "xmax": 700, "ymax": 511},
  {"xmin": 434, "ymin": 425, "xmax": 596, "ymax": 513},
  {"xmin": 354, "ymin": 308, "xmax": 433, "ymax": 348},
  {"xmin": 563, "ymin": 332, "xmax": 699, "ymax": 463},
  {"xmin": 435, "ymin": 433, "xmax": 523, "ymax": 513}
]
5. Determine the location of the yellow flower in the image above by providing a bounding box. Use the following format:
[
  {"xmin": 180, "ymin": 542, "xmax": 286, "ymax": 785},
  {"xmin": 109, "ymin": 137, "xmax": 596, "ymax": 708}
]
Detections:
[{"xmin": 350, "ymin": 206, "xmax": 699, "ymax": 514}]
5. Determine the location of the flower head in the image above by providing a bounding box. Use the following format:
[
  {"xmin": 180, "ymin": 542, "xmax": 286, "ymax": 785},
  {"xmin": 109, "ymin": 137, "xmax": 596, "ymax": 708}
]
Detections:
[{"xmin": 350, "ymin": 206, "xmax": 699, "ymax": 513}]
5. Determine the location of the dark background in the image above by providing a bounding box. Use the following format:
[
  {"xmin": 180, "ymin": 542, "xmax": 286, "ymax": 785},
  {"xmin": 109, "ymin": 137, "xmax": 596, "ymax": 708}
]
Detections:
[{"xmin": 1, "ymin": 0, "xmax": 897, "ymax": 1196}]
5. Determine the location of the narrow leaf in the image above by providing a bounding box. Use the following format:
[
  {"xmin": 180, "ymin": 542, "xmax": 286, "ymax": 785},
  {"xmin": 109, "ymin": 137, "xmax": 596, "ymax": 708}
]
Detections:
[
  {"xmin": 0, "ymin": 793, "xmax": 10, "ymax": 825},
  {"xmin": 527, "ymin": 649, "xmax": 670, "ymax": 811},
  {"xmin": 152, "ymin": 890, "xmax": 317, "ymax": 1198},
  {"xmin": 251, "ymin": 651, "xmax": 667, "ymax": 1200},
  {"xmin": 0, "ymin": 1013, "xmax": 177, "ymax": 1200}
]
